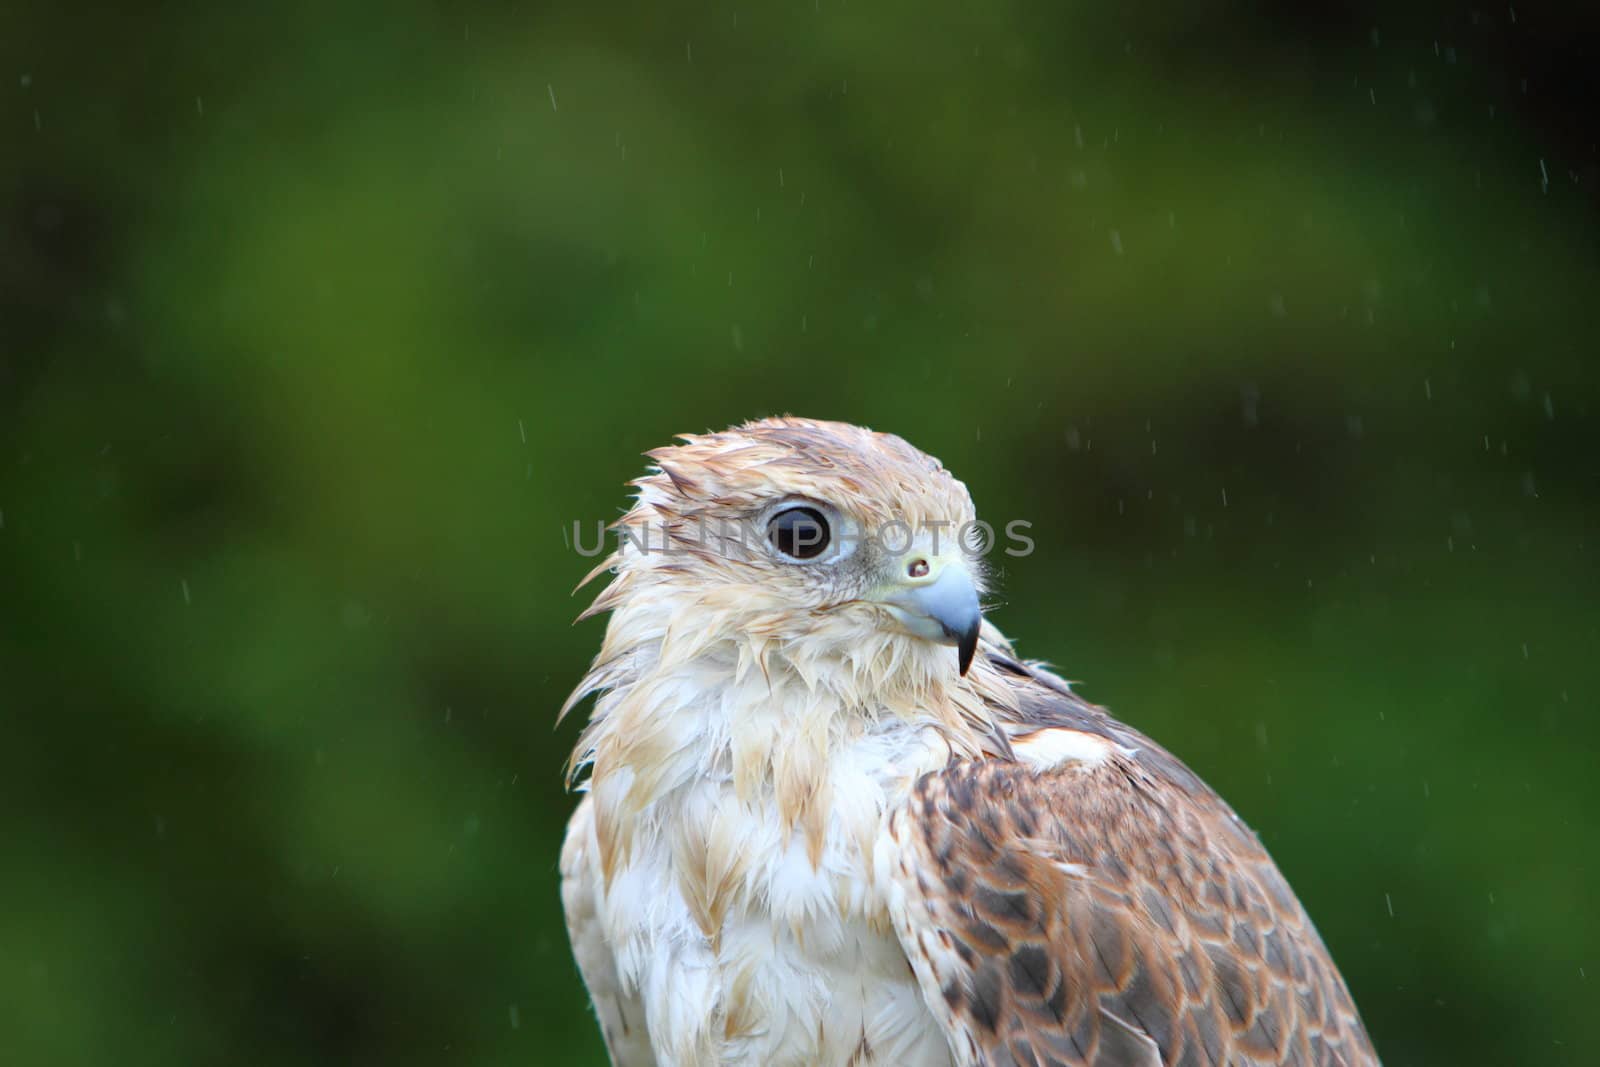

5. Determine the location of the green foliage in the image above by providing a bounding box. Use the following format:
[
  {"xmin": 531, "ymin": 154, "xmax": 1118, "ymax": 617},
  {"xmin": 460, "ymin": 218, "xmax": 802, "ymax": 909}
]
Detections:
[{"xmin": 3, "ymin": 2, "xmax": 1596, "ymax": 1063}]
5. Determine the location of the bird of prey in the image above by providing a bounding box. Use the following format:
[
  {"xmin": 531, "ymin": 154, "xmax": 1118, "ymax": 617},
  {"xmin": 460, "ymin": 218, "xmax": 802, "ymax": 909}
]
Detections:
[{"xmin": 560, "ymin": 417, "xmax": 1378, "ymax": 1067}]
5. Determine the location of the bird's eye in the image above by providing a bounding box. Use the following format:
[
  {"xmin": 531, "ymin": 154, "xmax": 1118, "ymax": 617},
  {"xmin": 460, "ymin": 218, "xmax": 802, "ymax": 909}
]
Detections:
[{"xmin": 768, "ymin": 506, "xmax": 832, "ymax": 561}]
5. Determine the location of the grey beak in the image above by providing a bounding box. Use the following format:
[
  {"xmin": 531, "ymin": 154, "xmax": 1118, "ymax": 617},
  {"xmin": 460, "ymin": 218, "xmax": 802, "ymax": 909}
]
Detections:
[{"xmin": 882, "ymin": 565, "xmax": 983, "ymax": 676}]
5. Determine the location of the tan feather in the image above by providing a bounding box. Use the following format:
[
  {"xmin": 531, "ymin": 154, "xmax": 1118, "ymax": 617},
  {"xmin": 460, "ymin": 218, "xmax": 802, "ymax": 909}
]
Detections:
[{"xmin": 881, "ymin": 657, "xmax": 1381, "ymax": 1066}]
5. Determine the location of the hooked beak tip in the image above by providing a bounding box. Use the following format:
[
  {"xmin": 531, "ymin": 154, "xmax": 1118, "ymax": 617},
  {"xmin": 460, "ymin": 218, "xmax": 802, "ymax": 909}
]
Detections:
[{"xmin": 956, "ymin": 621, "xmax": 979, "ymax": 676}]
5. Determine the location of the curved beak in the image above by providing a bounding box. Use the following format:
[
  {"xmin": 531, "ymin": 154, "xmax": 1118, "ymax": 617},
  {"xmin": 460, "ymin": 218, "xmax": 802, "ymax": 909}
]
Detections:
[{"xmin": 875, "ymin": 557, "xmax": 983, "ymax": 675}]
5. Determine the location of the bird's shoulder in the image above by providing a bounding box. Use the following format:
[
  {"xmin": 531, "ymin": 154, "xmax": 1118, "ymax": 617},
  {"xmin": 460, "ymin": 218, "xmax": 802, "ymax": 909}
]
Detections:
[{"xmin": 877, "ymin": 650, "xmax": 1379, "ymax": 1066}]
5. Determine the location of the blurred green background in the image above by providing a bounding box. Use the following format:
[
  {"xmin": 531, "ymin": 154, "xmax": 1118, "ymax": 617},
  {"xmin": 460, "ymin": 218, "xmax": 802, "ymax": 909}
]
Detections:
[{"xmin": 3, "ymin": 2, "xmax": 1596, "ymax": 1064}]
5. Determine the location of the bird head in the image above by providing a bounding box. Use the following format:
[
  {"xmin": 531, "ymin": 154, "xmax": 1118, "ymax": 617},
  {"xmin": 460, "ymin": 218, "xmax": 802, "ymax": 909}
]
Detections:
[{"xmin": 579, "ymin": 417, "xmax": 988, "ymax": 695}]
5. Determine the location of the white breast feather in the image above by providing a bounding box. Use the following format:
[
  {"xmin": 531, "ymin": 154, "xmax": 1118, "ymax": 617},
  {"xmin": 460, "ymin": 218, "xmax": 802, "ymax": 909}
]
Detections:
[{"xmin": 566, "ymin": 679, "xmax": 958, "ymax": 1067}]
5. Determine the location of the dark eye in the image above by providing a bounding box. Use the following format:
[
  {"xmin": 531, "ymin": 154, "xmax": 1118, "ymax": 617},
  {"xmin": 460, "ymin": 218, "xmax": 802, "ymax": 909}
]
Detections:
[{"xmin": 768, "ymin": 506, "xmax": 832, "ymax": 561}]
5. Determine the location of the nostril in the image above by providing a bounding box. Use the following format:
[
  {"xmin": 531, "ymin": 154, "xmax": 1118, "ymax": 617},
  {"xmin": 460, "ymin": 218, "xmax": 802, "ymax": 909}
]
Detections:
[{"xmin": 906, "ymin": 558, "xmax": 930, "ymax": 579}]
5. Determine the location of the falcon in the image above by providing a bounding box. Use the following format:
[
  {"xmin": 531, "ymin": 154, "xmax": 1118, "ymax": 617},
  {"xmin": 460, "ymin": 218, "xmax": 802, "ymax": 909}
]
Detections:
[{"xmin": 560, "ymin": 417, "xmax": 1378, "ymax": 1066}]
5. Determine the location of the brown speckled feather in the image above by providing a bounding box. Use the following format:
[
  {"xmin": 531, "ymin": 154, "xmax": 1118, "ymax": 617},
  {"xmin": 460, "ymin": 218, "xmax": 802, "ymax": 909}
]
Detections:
[{"xmin": 882, "ymin": 654, "xmax": 1379, "ymax": 1067}]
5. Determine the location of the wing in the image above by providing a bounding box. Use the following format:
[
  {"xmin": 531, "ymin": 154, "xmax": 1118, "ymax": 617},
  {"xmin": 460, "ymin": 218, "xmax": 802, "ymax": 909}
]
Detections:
[
  {"xmin": 561, "ymin": 795, "xmax": 657, "ymax": 1066},
  {"xmin": 879, "ymin": 658, "xmax": 1378, "ymax": 1067}
]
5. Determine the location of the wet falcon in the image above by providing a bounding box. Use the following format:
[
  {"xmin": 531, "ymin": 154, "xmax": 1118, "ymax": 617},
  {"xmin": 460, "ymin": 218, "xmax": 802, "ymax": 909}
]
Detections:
[{"xmin": 560, "ymin": 417, "xmax": 1378, "ymax": 1067}]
